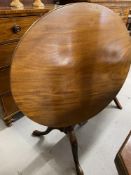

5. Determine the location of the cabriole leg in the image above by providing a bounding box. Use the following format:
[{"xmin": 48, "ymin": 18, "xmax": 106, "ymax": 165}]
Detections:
[{"xmin": 32, "ymin": 127, "xmax": 53, "ymax": 136}]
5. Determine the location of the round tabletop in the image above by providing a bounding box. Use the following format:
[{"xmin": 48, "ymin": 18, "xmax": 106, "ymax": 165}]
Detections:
[{"xmin": 11, "ymin": 3, "xmax": 131, "ymax": 127}]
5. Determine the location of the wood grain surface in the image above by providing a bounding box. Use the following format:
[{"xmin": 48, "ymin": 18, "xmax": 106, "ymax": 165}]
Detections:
[
  {"xmin": 115, "ymin": 131, "xmax": 131, "ymax": 175},
  {"xmin": 0, "ymin": 16, "xmax": 39, "ymax": 43},
  {"xmin": 11, "ymin": 3, "xmax": 131, "ymax": 127},
  {"xmin": 121, "ymin": 132, "xmax": 131, "ymax": 175},
  {"xmin": 0, "ymin": 0, "xmax": 54, "ymax": 125}
]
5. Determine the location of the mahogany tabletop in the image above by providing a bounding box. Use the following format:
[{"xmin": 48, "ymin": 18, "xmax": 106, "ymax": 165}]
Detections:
[{"xmin": 11, "ymin": 3, "xmax": 131, "ymax": 127}]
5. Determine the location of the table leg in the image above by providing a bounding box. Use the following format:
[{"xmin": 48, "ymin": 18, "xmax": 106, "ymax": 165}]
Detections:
[
  {"xmin": 67, "ymin": 128, "xmax": 84, "ymax": 175},
  {"xmin": 114, "ymin": 97, "xmax": 122, "ymax": 110},
  {"xmin": 32, "ymin": 127, "xmax": 53, "ymax": 136}
]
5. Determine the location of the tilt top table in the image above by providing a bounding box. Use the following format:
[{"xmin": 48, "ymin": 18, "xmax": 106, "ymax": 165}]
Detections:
[{"xmin": 11, "ymin": 3, "xmax": 131, "ymax": 175}]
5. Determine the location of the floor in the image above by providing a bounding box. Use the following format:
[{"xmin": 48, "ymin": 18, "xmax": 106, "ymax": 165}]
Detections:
[{"xmin": 0, "ymin": 70, "xmax": 131, "ymax": 175}]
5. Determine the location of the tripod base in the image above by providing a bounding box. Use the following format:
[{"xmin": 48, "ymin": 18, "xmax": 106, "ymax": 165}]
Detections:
[
  {"xmin": 32, "ymin": 126, "xmax": 84, "ymax": 175},
  {"xmin": 32, "ymin": 97, "xmax": 122, "ymax": 175}
]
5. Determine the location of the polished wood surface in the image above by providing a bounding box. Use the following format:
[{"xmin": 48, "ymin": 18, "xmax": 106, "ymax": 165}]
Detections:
[
  {"xmin": 0, "ymin": 2, "xmax": 54, "ymax": 125},
  {"xmin": 90, "ymin": 1, "xmax": 131, "ymax": 24},
  {"xmin": 0, "ymin": 5, "xmax": 54, "ymax": 17},
  {"xmin": 59, "ymin": 0, "xmax": 131, "ymax": 24},
  {"xmin": 0, "ymin": 16, "xmax": 39, "ymax": 43},
  {"xmin": 1, "ymin": 92, "xmax": 19, "ymax": 122},
  {"xmin": 0, "ymin": 68, "xmax": 10, "ymax": 94},
  {"xmin": 0, "ymin": 42, "xmax": 17, "ymax": 68},
  {"xmin": 115, "ymin": 131, "xmax": 131, "ymax": 175},
  {"xmin": 11, "ymin": 3, "xmax": 131, "ymax": 127}
]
